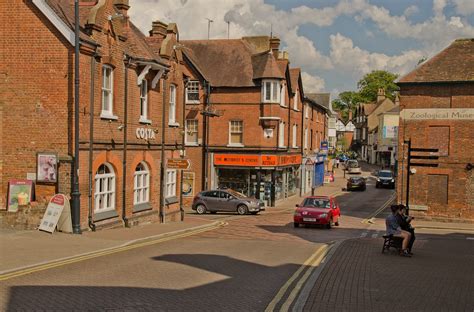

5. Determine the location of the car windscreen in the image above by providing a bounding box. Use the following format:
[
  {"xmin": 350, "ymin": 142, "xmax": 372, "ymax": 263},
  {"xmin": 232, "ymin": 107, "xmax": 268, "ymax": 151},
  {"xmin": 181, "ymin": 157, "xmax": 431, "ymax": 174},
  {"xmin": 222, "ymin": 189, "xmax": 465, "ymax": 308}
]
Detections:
[
  {"xmin": 379, "ymin": 171, "xmax": 393, "ymax": 178},
  {"xmin": 302, "ymin": 198, "xmax": 330, "ymax": 209},
  {"xmin": 226, "ymin": 189, "xmax": 247, "ymax": 199},
  {"xmin": 348, "ymin": 161, "xmax": 359, "ymax": 168}
]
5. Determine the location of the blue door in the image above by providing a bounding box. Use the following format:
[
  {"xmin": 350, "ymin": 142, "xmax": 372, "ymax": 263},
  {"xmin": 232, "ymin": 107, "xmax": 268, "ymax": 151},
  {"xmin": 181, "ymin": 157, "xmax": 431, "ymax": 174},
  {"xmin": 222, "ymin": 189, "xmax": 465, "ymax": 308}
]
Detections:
[{"xmin": 313, "ymin": 161, "xmax": 325, "ymax": 187}]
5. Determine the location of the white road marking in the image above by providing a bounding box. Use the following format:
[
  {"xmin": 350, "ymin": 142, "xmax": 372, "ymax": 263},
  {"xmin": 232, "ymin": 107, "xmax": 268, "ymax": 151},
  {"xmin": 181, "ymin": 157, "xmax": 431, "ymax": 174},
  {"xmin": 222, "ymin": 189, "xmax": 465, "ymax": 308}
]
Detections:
[
  {"xmin": 371, "ymin": 233, "xmax": 378, "ymax": 238},
  {"xmin": 467, "ymin": 237, "xmax": 474, "ymax": 240},
  {"xmin": 360, "ymin": 232, "xmax": 368, "ymax": 238}
]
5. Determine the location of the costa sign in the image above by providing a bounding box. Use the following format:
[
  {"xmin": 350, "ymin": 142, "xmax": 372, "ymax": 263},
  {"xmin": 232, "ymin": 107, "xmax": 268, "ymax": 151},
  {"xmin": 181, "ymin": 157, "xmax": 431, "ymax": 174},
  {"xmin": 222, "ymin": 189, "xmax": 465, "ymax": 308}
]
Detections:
[{"xmin": 135, "ymin": 127, "xmax": 156, "ymax": 140}]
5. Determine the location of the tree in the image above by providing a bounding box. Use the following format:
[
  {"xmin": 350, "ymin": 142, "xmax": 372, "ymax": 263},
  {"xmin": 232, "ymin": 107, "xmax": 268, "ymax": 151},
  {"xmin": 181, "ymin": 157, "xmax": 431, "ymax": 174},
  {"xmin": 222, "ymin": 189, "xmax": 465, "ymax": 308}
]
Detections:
[
  {"xmin": 331, "ymin": 91, "xmax": 364, "ymax": 121},
  {"xmin": 357, "ymin": 70, "xmax": 399, "ymax": 102}
]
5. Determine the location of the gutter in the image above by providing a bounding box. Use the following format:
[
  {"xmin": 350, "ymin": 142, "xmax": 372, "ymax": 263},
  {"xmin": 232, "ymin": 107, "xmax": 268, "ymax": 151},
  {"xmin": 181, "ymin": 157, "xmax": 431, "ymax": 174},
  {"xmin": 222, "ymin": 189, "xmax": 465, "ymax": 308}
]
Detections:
[{"xmin": 88, "ymin": 52, "xmax": 97, "ymax": 231}]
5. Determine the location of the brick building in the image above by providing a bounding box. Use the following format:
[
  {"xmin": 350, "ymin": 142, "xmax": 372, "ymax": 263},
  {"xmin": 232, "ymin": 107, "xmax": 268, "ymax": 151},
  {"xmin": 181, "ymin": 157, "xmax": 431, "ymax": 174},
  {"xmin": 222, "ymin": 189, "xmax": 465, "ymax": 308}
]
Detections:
[
  {"xmin": 397, "ymin": 38, "xmax": 474, "ymax": 221},
  {"xmin": 1, "ymin": 0, "xmax": 186, "ymax": 229},
  {"xmin": 179, "ymin": 36, "xmax": 305, "ymax": 207}
]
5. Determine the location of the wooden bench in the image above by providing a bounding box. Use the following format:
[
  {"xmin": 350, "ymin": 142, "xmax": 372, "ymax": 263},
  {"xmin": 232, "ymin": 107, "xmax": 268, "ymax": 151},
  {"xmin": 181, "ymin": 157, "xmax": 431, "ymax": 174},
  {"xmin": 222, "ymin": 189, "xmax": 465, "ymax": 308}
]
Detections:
[{"xmin": 382, "ymin": 234, "xmax": 403, "ymax": 254}]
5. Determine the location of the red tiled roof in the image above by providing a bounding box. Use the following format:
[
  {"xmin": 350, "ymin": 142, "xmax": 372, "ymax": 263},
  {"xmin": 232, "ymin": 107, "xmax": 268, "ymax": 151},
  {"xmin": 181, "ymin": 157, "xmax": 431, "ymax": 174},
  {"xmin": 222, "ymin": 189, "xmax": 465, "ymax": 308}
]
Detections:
[
  {"xmin": 252, "ymin": 51, "xmax": 285, "ymax": 80},
  {"xmin": 398, "ymin": 38, "xmax": 474, "ymax": 83}
]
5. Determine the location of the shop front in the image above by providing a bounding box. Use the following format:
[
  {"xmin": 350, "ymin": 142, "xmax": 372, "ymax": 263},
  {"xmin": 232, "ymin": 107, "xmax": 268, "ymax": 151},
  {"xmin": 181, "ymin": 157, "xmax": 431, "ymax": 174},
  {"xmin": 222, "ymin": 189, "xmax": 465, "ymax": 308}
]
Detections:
[{"xmin": 213, "ymin": 154, "xmax": 301, "ymax": 207}]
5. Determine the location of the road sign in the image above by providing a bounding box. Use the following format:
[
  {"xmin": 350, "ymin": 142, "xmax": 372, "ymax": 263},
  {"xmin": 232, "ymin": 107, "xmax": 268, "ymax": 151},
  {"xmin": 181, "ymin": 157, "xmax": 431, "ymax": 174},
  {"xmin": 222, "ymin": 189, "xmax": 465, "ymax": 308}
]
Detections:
[{"xmin": 167, "ymin": 159, "xmax": 191, "ymax": 170}]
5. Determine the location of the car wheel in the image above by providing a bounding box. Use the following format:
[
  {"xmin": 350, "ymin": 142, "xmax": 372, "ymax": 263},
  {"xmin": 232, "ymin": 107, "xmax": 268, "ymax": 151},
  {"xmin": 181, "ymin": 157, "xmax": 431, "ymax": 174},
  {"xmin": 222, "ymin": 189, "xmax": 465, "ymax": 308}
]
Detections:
[
  {"xmin": 237, "ymin": 205, "xmax": 248, "ymax": 215},
  {"xmin": 294, "ymin": 222, "xmax": 299, "ymax": 228},
  {"xmin": 195, "ymin": 204, "xmax": 207, "ymax": 215},
  {"xmin": 326, "ymin": 219, "xmax": 332, "ymax": 229}
]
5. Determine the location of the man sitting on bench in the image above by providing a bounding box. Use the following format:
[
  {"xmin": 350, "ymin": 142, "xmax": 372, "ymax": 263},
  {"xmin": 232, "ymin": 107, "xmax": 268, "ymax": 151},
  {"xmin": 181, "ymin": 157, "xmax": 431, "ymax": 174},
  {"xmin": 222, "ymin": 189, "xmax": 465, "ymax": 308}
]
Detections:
[{"xmin": 386, "ymin": 204, "xmax": 412, "ymax": 257}]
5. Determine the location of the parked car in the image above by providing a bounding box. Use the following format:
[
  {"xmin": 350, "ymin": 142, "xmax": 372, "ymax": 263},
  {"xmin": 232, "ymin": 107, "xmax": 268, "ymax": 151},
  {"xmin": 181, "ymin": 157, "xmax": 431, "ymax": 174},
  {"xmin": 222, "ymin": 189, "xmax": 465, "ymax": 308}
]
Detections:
[
  {"xmin": 346, "ymin": 160, "xmax": 362, "ymax": 174},
  {"xmin": 293, "ymin": 196, "xmax": 341, "ymax": 229},
  {"xmin": 347, "ymin": 177, "xmax": 366, "ymax": 191},
  {"xmin": 376, "ymin": 170, "xmax": 395, "ymax": 189},
  {"xmin": 192, "ymin": 189, "xmax": 264, "ymax": 215}
]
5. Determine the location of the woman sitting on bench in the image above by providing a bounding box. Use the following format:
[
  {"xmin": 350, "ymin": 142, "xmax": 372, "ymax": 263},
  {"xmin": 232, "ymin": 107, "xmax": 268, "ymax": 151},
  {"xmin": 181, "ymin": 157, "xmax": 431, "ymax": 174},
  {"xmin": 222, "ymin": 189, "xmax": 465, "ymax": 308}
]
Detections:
[
  {"xmin": 386, "ymin": 204, "xmax": 412, "ymax": 257},
  {"xmin": 395, "ymin": 204, "xmax": 415, "ymax": 255}
]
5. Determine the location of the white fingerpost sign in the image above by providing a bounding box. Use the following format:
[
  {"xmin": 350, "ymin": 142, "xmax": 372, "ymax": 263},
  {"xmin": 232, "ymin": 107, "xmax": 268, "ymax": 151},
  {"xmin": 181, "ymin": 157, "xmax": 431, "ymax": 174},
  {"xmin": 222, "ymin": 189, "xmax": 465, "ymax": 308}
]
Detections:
[{"xmin": 39, "ymin": 194, "xmax": 73, "ymax": 233}]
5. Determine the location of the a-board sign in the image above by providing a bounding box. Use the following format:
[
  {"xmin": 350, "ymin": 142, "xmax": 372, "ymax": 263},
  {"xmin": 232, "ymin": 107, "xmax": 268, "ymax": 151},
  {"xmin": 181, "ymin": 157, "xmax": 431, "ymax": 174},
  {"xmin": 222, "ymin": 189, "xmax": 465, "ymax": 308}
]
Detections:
[
  {"xmin": 167, "ymin": 159, "xmax": 191, "ymax": 170},
  {"xmin": 39, "ymin": 194, "xmax": 72, "ymax": 234}
]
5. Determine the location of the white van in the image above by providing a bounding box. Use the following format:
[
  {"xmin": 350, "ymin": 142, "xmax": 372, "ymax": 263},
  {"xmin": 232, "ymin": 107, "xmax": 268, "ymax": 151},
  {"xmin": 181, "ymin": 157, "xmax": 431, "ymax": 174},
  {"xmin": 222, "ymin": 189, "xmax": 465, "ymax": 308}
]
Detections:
[{"xmin": 346, "ymin": 160, "xmax": 361, "ymax": 174}]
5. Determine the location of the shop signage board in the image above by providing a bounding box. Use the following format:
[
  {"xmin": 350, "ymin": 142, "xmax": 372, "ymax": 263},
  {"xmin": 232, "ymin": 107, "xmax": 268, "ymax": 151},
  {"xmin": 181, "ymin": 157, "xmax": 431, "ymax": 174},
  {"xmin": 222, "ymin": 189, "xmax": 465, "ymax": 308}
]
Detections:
[
  {"xmin": 320, "ymin": 141, "xmax": 328, "ymax": 151},
  {"xmin": 182, "ymin": 172, "xmax": 195, "ymax": 197},
  {"xmin": 7, "ymin": 179, "xmax": 34, "ymax": 212},
  {"xmin": 167, "ymin": 159, "xmax": 191, "ymax": 170},
  {"xmin": 39, "ymin": 194, "xmax": 72, "ymax": 234},
  {"xmin": 400, "ymin": 108, "xmax": 474, "ymax": 120},
  {"xmin": 214, "ymin": 154, "xmax": 302, "ymax": 167}
]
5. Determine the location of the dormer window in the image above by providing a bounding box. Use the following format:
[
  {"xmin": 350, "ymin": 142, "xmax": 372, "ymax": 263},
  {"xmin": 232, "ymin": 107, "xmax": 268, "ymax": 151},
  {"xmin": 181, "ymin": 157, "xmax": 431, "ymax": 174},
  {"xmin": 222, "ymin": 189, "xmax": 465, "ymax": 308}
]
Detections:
[{"xmin": 262, "ymin": 79, "xmax": 280, "ymax": 103}]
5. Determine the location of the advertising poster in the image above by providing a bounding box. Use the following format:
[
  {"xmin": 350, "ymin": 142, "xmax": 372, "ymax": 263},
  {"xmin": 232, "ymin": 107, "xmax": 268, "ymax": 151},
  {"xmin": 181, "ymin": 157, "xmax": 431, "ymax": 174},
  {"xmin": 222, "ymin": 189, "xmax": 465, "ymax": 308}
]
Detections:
[
  {"xmin": 37, "ymin": 152, "xmax": 58, "ymax": 183},
  {"xmin": 182, "ymin": 172, "xmax": 195, "ymax": 197},
  {"xmin": 7, "ymin": 179, "xmax": 34, "ymax": 212},
  {"xmin": 39, "ymin": 194, "xmax": 72, "ymax": 233}
]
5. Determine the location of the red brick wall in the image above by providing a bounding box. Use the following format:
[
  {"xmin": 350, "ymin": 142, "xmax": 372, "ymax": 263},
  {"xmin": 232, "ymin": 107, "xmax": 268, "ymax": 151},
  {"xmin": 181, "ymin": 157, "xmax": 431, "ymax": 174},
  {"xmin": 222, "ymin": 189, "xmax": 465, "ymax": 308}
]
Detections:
[{"xmin": 397, "ymin": 83, "xmax": 474, "ymax": 220}]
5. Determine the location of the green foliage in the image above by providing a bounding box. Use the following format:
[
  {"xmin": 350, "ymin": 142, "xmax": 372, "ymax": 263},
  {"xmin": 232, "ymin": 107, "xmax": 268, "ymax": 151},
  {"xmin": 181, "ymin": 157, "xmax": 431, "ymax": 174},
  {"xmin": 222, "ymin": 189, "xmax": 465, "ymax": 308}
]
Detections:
[{"xmin": 357, "ymin": 70, "xmax": 399, "ymax": 101}]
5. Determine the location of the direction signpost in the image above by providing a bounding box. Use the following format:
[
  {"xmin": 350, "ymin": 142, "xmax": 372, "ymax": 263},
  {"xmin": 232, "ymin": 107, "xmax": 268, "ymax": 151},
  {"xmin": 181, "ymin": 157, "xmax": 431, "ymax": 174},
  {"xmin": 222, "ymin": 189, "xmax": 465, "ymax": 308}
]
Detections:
[{"xmin": 167, "ymin": 159, "xmax": 191, "ymax": 170}]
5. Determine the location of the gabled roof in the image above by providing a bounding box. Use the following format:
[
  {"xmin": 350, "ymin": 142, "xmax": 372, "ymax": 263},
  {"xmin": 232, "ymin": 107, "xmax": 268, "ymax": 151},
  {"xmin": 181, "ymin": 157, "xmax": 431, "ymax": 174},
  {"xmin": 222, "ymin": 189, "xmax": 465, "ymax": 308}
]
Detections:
[
  {"xmin": 361, "ymin": 103, "xmax": 377, "ymax": 115},
  {"xmin": 398, "ymin": 38, "xmax": 474, "ymax": 83},
  {"xmin": 182, "ymin": 39, "xmax": 284, "ymax": 87}
]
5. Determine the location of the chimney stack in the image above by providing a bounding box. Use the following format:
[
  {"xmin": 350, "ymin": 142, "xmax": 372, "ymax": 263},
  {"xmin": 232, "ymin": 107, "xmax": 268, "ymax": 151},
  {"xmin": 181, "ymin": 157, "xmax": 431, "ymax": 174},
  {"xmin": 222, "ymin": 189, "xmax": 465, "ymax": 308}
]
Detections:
[
  {"xmin": 269, "ymin": 37, "xmax": 280, "ymax": 59},
  {"xmin": 348, "ymin": 110, "xmax": 353, "ymax": 121},
  {"xmin": 113, "ymin": 0, "xmax": 129, "ymax": 17},
  {"xmin": 150, "ymin": 20, "xmax": 168, "ymax": 38},
  {"xmin": 377, "ymin": 88, "xmax": 386, "ymax": 103}
]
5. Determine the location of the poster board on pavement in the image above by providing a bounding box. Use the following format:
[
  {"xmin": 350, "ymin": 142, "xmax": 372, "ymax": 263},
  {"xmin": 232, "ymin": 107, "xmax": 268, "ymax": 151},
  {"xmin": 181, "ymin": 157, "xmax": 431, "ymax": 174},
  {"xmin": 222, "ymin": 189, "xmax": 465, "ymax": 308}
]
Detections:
[{"xmin": 39, "ymin": 194, "xmax": 72, "ymax": 234}]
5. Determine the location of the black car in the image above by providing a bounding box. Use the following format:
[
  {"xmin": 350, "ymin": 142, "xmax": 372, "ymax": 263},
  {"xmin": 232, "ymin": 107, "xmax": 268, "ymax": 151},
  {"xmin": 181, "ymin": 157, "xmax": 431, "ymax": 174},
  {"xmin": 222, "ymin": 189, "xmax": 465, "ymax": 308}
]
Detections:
[
  {"xmin": 376, "ymin": 170, "xmax": 395, "ymax": 189},
  {"xmin": 347, "ymin": 177, "xmax": 366, "ymax": 191}
]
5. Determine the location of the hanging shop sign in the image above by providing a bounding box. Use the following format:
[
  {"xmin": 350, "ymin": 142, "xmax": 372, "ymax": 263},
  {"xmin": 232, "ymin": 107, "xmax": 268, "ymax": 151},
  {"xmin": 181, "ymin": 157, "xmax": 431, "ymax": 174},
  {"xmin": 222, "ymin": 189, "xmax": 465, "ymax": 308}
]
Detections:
[{"xmin": 135, "ymin": 127, "xmax": 156, "ymax": 140}]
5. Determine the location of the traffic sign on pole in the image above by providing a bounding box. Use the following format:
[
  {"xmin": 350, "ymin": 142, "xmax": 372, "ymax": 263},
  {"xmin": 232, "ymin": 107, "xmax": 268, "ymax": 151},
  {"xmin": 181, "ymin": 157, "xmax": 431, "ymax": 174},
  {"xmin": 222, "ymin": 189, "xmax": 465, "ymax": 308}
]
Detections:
[{"xmin": 167, "ymin": 159, "xmax": 191, "ymax": 170}]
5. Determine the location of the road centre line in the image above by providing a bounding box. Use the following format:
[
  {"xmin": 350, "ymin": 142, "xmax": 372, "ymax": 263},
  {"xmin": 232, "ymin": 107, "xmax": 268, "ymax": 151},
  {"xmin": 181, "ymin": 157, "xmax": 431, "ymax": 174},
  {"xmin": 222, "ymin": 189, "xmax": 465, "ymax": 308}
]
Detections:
[
  {"xmin": 265, "ymin": 245, "xmax": 328, "ymax": 312},
  {"xmin": 0, "ymin": 221, "xmax": 226, "ymax": 281}
]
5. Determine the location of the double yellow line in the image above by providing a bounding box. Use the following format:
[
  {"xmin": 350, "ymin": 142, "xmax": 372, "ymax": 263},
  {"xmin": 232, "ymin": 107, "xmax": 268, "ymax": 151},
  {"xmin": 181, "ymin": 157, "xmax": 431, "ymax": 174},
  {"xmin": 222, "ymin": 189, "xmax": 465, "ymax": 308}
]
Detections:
[
  {"xmin": 265, "ymin": 244, "xmax": 332, "ymax": 312},
  {"xmin": 0, "ymin": 221, "xmax": 226, "ymax": 281}
]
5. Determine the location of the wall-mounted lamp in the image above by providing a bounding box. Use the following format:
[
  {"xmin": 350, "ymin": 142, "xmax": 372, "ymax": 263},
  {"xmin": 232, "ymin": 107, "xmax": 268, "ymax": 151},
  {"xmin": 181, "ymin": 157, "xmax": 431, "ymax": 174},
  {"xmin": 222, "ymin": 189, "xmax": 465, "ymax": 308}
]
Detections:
[{"xmin": 117, "ymin": 124, "xmax": 125, "ymax": 131}]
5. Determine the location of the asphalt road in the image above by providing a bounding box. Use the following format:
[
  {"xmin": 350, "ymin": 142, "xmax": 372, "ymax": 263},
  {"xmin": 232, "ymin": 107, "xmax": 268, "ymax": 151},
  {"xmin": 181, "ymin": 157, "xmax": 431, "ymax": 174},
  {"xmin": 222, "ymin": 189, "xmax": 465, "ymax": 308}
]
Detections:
[{"xmin": 1, "ymin": 177, "xmax": 395, "ymax": 311}]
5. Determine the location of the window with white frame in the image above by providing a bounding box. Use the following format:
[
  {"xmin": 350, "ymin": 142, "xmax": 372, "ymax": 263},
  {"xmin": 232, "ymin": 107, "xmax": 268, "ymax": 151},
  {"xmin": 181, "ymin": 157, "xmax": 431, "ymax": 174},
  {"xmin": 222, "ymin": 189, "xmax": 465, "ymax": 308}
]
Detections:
[
  {"xmin": 262, "ymin": 79, "xmax": 280, "ymax": 103},
  {"xmin": 169, "ymin": 84, "xmax": 177, "ymax": 125},
  {"xmin": 292, "ymin": 124, "xmax": 298, "ymax": 148},
  {"xmin": 304, "ymin": 128, "xmax": 308, "ymax": 149},
  {"xmin": 134, "ymin": 162, "xmax": 150, "ymax": 205},
  {"xmin": 278, "ymin": 121, "xmax": 285, "ymax": 147},
  {"xmin": 94, "ymin": 163, "xmax": 115, "ymax": 213},
  {"xmin": 280, "ymin": 83, "xmax": 286, "ymax": 106},
  {"xmin": 293, "ymin": 89, "xmax": 299, "ymax": 110},
  {"xmin": 101, "ymin": 65, "xmax": 114, "ymax": 116},
  {"xmin": 139, "ymin": 80, "xmax": 148, "ymax": 122},
  {"xmin": 185, "ymin": 119, "xmax": 198, "ymax": 145},
  {"xmin": 166, "ymin": 169, "xmax": 177, "ymax": 198},
  {"xmin": 186, "ymin": 81, "xmax": 200, "ymax": 103},
  {"xmin": 229, "ymin": 120, "xmax": 243, "ymax": 145}
]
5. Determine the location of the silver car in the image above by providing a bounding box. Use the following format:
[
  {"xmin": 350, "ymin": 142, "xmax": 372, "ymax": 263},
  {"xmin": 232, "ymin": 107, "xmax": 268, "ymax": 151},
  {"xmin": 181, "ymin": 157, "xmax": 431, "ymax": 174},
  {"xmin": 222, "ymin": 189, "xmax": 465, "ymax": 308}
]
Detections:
[{"xmin": 192, "ymin": 189, "xmax": 264, "ymax": 215}]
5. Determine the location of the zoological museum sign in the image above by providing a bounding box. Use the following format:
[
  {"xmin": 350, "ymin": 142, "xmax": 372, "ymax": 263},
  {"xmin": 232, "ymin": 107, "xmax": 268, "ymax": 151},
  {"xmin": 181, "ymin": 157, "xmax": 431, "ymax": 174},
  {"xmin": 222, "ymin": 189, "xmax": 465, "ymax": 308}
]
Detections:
[{"xmin": 400, "ymin": 109, "xmax": 474, "ymax": 120}]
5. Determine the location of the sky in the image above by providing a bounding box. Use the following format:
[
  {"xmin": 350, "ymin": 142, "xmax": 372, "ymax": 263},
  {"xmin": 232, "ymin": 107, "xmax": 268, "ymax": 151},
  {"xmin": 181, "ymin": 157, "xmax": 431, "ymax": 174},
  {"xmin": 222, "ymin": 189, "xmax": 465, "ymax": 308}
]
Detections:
[{"xmin": 129, "ymin": 0, "xmax": 474, "ymax": 99}]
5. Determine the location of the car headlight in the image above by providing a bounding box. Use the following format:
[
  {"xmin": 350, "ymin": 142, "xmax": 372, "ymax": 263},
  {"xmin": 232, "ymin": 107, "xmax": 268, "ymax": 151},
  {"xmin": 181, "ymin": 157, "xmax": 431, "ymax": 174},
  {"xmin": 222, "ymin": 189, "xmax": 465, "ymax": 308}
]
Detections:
[
  {"xmin": 294, "ymin": 212, "xmax": 301, "ymax": 217},
  {"xmin": 391, "ymin": 179, "xmax": 394, "ymax": 182},
  {"xmin": 319, "ymin": 213, "xmax": 328, "ymax": 218},
  {"xmin": 376, "ymin": 178, "xmax": 380, "ymax": 182}
]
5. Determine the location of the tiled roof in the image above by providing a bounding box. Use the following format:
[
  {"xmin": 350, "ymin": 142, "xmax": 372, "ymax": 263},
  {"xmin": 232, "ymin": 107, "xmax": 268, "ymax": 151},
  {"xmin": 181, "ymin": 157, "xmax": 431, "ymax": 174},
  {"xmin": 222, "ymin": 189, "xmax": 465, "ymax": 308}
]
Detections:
[
  {"xmin": 362, "ymin": 103, "xmax": 377, "ymax": 115},
  {"xmin": 182, "ymin": 39, "xmax": 284, "ymax": 87},
  {"xmin": 306, "ymin": 93, "xmax": 330, "ymax": 110},
  {"xmin": 398, "ymin": 38, "xmax": 474, "ymax": 83}
]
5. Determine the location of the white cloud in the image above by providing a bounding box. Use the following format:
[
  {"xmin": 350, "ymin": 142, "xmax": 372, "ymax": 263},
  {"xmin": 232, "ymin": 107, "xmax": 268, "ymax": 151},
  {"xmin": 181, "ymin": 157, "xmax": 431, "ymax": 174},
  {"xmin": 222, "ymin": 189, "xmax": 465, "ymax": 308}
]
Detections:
[
  {"xmin": 449, "ymin": 16, "xmax": 464, "ymax": 28},
  {"xmin": 301, "ymin": 72, "xmax": 326, "ymax": 93},
  {"xmin": 403, "ymin": 5, "xmax": 419, "ymax": 17},
  {"xmin": 453, "ymin": 0, "xmax": 474, "ymax": 15}
]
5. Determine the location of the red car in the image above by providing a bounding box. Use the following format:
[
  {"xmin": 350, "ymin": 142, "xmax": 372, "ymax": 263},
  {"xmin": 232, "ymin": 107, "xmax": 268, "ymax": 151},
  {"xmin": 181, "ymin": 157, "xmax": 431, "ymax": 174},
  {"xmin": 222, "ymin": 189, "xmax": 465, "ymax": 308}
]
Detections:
[{"xmin": 293, "ymin": 196, "xmax": 341, "ymax": 229}]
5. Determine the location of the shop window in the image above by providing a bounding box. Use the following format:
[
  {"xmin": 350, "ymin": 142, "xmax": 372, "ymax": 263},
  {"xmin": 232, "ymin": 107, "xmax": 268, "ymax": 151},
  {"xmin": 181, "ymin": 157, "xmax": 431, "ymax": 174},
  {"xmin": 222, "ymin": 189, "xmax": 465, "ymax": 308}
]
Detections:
[
  {"xmin": 186, "ymin": 81, "xmax": 200, "ymax": 104},
  {"xmin": 229, "ymin": 120, "xmax": 243, "ymax": 146},
  {"xmin": 292, "ymin": 124, "xmax": 298, "ymax": 148},
  {"xmin": 262, "ymin": 79, "xmax": 280, "ymax": 103},
  {"xmin": 139, "ymin": 80, "xmax": 149, "ymax": 123},
  {"xmin": 94, "ymin": 163, "xmax": 115, "ymax": 213},
  {"xmin": 279, "ymin": 121, "xmax": 285, "ymax": 148},
  {"xmin": 185, "ymin": 119, "xmax": 198, "ymax": 145},
  {"xmin": 101, "ymin": 65, "xmax": 114, "ymax": 118},
  {"xmin": 134, "ymin": 162, "xmax": 150, "ymax": 205},
  {"xmin": 169, "ymin": 84, "xmax": 177, "ymax": 125},
  {"xmin": 166, "ymin": 169, "xmax": 177, "ymax": 198}
]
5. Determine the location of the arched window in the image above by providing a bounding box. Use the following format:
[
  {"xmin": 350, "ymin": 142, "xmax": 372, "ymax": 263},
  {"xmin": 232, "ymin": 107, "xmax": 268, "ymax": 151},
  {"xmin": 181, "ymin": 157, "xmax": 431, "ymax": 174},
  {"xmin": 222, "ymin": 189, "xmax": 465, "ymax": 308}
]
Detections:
[
  {"xmin": 134, "ymin": 162, "xmax": 150, "ymax": 205},
  {"xmin": 94, "ymin": 163, "xmax": 115, "ymax": 213}
]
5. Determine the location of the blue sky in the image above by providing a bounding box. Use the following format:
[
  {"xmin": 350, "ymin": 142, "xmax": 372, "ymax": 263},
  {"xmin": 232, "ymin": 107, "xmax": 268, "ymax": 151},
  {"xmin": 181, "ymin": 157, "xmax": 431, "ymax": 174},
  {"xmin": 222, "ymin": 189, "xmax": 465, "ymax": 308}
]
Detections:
[{"xmin": 130, "ymin": 0, "xmax": 474, "ymax": 99}]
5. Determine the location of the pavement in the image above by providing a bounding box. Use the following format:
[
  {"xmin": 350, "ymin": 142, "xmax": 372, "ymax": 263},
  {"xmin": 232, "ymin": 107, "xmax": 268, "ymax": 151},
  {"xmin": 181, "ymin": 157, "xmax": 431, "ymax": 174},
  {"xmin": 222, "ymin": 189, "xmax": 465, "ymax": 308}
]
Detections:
[{"xmin": 1, "ymin": 162, "xmax": 474, "ymax": 311}]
